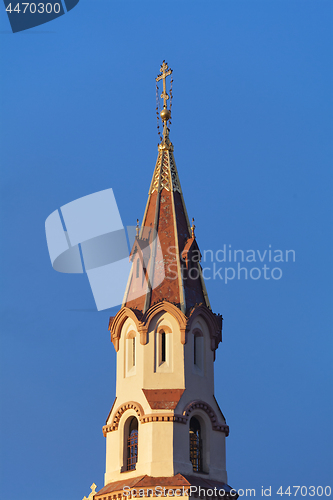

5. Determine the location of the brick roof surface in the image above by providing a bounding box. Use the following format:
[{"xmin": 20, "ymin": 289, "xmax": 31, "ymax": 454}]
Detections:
[{"xmin": 94, "ymin": 473, "xmax": 235, "ymax": 497}]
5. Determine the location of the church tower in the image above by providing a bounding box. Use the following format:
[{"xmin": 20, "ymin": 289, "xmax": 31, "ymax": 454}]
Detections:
[{"xmin": 93, "ymin": 62, "xmax": 235, "ymax": 500}]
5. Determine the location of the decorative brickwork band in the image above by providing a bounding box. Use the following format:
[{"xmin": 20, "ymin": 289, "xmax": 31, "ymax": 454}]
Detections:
[
  {"xmin": 140, "ymin": 414, "xmax": 187, "ymax": 424},
  {"xmin": 182, "ymin": 400, "xmax": 229, "ymax": 436},
  {"xmin": 103, "ymin": 401, "xmax": 228, "ymax": 435},
  {"xmin": 140, "ymin": 410, "xmax": 229, "ymax": 436},
  {"xmin": 102, "ymin": 401, "xmax": 144, "ymax": 437}
]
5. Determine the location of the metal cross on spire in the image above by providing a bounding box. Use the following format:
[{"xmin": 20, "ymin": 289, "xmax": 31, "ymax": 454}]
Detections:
[
  {"xmin": 156, "ymin": 60, "xmax": 173, "ymax": 110},
  {"xmin": 156, "ymin": 61, "xmax": 173, "ymax": 146}
]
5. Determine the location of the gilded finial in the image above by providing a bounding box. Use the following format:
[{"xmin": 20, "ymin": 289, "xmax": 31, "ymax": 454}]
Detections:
[
  {"xmin": 136, "ymin": 219, "xmax": 140, "ymax": 237},
  {"xmin": 156, "ymin": 60, "xmax": 173, "ymax": 149},
  {"xmin": 191, "ymin": 218, "xmax": 196, "ymax": 238}
]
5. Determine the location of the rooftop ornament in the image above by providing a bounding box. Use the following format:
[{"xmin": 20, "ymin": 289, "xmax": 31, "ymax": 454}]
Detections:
[
  {"xmin": 191, "ymin": 218, "xmax": 196, "ymax": 239},
  {"xmin": 156, "ymin": 60, "xmax": 173, "ymax": 150}
]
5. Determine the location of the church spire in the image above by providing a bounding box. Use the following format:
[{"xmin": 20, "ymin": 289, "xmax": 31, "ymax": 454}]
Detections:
[
  {"xmin": 122, "ymin": 61, "xmax": 210, "ymax": 315},
  {"xmin": 94, "ymin": 63, "xmax": 233, "ymax": 500}
]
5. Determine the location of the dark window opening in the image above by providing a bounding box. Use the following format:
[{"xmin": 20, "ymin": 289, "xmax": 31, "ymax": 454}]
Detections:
[
  {"xmin": 194, "ymin": 335, "xmax": 197, "ymax": 365},
  {"xmin": 190, "ymin": 417, "xmax": 202, "ymax": 472},
  {"xmin": 194, "ymin": 333, "xmax": 203, "ymax": 369},
  {"xmin": 136, "ymin": 258, "xmax": 140, "ymax": 278},
  {"xmin": 127, "ymin": 418, "xmax": 138, "ymax": 470},
  {"xmin": 161, "ymin": 331, "xmax": 166, "ymax": 363}
]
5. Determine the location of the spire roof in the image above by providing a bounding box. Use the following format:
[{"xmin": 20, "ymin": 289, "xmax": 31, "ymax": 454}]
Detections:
[{"xmin": 122, "ymin": 62, "xmax": 210, "ymax": 314}]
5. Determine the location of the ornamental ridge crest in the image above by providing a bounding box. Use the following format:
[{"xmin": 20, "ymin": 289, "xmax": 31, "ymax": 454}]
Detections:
[{"xmin": 150, "ymin": 151, "xmax": 181, "ymax": 194}]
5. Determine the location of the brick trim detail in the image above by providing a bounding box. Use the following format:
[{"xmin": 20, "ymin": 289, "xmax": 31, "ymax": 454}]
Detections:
[
  {"xmin": 140, "ymin": 413, "xmax": 187, "ymax": 424},
  {"xmin": 109, "ymin": 301, "xmax": 222, "ymax": 353},
  {"xmin": 102, "ymin": 402, "xmax": 228, "ymax": 435},
  {"xmin": 109, "ymin": 302, "xmax": 187, "ymax": 352},
  {"xmin": 182, "ymin": 400, "xmax": 229, "ymax": 436},
  {"xmin": 102, "ymin": 401, "xmax": 145, "ymax": 437},
  {"xmin": 187, "ymin": 305, "xmax": 222, "ymax": 352},
  {"xmin": 142, "ymin": 388, "xmax": 185, "ymax": 410}
]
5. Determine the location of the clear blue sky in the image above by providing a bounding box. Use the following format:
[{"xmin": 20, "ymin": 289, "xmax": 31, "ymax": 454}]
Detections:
[{"xmin": 0, "ymin": 1, "xmax": 332, "ymax": 499}]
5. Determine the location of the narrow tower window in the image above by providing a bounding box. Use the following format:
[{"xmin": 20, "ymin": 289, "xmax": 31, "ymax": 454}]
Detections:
[
  {"xmin": 127, "ymin": 417, "xmax": 138, "ymax": 471},
  {"xmin": 189, "ymin": 416, "xmax": 203, "ymax": 472},
  {"xmin": 193, "ymin": 331, "xmax": 204, "ymax": 370},
  {"xmin": 126, "ymin": 331, "xmax": 136, "ymax": 375},
  {"xmin": 136, "ymin": 258, "xmax": 140, "ymax": 278},
  {"xmin": 160, "ymin": 330, "xmax": 166, "ymax": 363},
  {"xmin": 155, "ymin": 326, "xmax": 172, "ymax": 372},
  {"xmin": 194, "ymin": 334, "xmax": 197, "ymax": 365}
]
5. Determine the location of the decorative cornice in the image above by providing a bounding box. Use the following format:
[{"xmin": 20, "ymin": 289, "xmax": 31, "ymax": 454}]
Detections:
[
  {"xmin": 187, "ymin": 304, "xmax": 222, "ymax": 352},
  {"xmin": 108, "ymin": 307, "xmax": 142, "ymax": 351},
  {"xmin": 140, "ymin": 301, "xmax": 188, "ymax": 344},
  {"xmin": 109, "ymin": 300, "xmax": 188, "ymax": 351},
  {"xmin": 109, "ymin": 302, "xmax": 222, "ymax": 353},
  {"xmin": 140, "ymin": 413, "xmax": 187, "ymax": 424}
]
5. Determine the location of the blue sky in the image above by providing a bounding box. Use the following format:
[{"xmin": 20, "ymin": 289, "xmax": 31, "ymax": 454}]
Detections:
[{"xmin": 0, "ymin": 1, "xmax": 332, "ymax": 499}]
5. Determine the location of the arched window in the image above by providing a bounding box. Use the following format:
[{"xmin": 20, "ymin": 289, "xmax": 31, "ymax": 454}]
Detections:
[
  {"xmin": 189, "ymin": 416, "xmax": 202, "ymax": 472},
  {"xmin": 127, "ymin": 417, "xmax": 138, "ymax": 470}
]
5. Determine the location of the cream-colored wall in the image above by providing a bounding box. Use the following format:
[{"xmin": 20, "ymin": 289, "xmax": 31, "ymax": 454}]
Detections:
[
  {"xmin": 105, "ymin": 412, "xmax": 175, "ymax": 484},
  {"xmin": 112, "ymin": 312, "xmax": 185, "ymax": 414},
  {"xmin": 178, "ymin": 317, "xmax": 226, "ymax": 422},
  {"xmin": 114, "ymin": 318, "xmax": 146, "ymax": 412},
  {"xmin": 104, "ymin": 310, "xmax": 227, "ymax": 485},
  {"xmin": 142, "ymin": 312, "xmax": 185, "ymax": 390}
]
